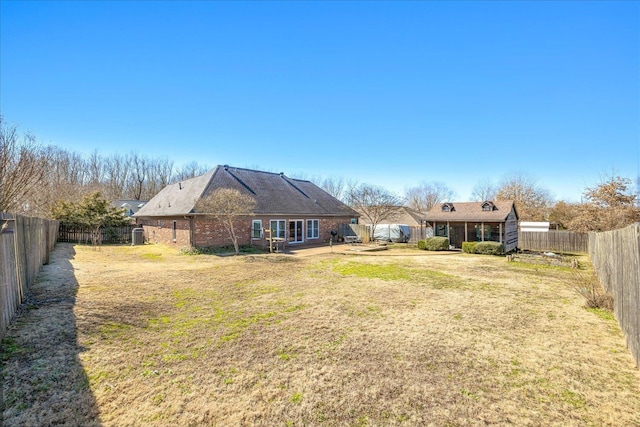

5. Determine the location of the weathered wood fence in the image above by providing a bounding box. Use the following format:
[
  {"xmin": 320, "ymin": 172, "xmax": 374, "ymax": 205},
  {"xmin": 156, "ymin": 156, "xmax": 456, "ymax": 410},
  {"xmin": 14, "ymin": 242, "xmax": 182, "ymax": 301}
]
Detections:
[
  {"xmin": 58, "ymin": 223, "xmax": 135, "ymax": 244},
  {"xmin": 339, "ymin": 224, "xmax": 429, "ymax": 244},
  {"xmin": 338, "ymin": 224, "xmax": 371, "ymax": 243},
  {"xmin": 589, "ymin": 223, "xmax": 640, "ymax": 367},
  {"xmin": 408, "ymin": 226, "xmax": 431, "ymax": 244},
  {"xmin": 519, "ymin": 230, "xmax": 589, "ymax": 253},
  {"xmin": 0, "ymin": 213, "xmax": 59, "ymax": 339}
]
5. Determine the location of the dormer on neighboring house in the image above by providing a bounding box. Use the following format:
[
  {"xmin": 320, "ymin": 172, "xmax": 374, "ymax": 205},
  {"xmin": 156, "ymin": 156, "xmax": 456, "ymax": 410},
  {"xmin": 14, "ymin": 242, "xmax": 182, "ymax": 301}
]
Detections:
[
  {"xmin": 112, "ymin": 199, "xmax": 148, "ymax": 218},
  {"xmin": 121, "ymin": 203, "xmax": 135, "ymax": 217},
  {"xmin": 442, "ymin": 203, "xmax": 455, "ymax": 212},
  {"xmin": 481, "ymin": 201, "xmax": 495, "ymax": 212}
]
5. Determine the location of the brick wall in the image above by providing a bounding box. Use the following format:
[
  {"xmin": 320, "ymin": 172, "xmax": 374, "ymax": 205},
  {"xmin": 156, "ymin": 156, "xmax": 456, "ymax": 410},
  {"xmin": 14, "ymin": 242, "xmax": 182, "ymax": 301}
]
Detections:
[
  {"xmin": 194, "ymin": 218, "xmax": 253, "ymax": 248},
  {"xmin": 138, "ymin": 216, "xmax": 355, "ymax": 249},
  {"xmin": 138, "ymin": 218, "xmax": 191, "ymax": 247}
]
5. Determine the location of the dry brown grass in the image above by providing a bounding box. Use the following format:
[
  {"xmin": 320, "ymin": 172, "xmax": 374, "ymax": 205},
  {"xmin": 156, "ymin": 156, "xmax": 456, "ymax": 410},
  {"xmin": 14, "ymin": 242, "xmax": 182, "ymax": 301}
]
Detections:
[{"xmin": 2, "ymin": 243, "xmax": 639, "ymax": 426}]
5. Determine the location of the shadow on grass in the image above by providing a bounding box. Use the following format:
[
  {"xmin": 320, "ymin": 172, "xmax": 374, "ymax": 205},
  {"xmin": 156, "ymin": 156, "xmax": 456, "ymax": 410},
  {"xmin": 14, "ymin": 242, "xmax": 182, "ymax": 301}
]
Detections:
[{"xmin": 1, "ymin": 243, "xmax": 101, "ymax": 426}]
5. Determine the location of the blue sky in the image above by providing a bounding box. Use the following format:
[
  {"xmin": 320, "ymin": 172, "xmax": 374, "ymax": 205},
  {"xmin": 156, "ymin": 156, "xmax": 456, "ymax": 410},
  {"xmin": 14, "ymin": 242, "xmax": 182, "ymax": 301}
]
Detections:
[{"xmin": 1, "ymin": 1, "xmax": 638, "ymax": 202}]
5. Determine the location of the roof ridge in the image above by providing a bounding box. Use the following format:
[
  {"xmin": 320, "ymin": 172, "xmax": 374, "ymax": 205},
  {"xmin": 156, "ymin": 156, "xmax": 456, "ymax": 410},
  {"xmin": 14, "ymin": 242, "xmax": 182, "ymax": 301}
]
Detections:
[
  {"xmin": 280, "ymin": 174, "xmax": 310, "ymax": 199},
  {"xmin": 216, "ymin": 165, "xmax": 313, "ymax": 183},
  {"xmin": 221, "ymin": 165, "xmax": 257, "ymax": 195}
]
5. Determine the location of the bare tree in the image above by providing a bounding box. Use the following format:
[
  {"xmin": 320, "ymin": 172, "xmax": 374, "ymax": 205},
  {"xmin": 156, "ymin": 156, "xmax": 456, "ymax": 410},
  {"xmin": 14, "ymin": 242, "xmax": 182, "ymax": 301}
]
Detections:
[
  {"xmin": 128, "ymin": 153, "xmax": 147, "ymax": 200},
  {"xmin": 636, "ymin": 174, "xmax": 640, "ymax": 208},
  {"xmin": 0, "ymin": 118, "xmax": 50, "ymax": 214},
  {"xmin": 404, "ymin": 182, "xmax": 454, "ymax": 212},
  {"xmin": 470, "ymin": 178, "xmax": 498, "ymax": 202},
  {"xmin": 87, "ymin": 150, "xmax": 104, "ymax": 190},
  {"xmin": 174, "ymin": 161, "xmax": 209, "ymax": 182},
  {"xmin": 149, "ymin": 157, "xmax": 174, "ymax": 196},
  {"xmin": 569, "ymin": 175, "xmax": 639, "ymax": 232},
  {"xmin": 495, "ymin": 172, "xmax": 552, "ymax": 221},
  {"xmin": 195, "ymin": 188, "xmax": 257, "ymax": 254},
  {"xmin": 103, "ymin": 153, "xmax": 131, "ymax": 200},
  {"xmin": 348, "ymin": 184, "xmax": 401, "ymax": 241},
  {"xmin": 319, "ymin": 176, "xmax": 358, "ymax": 203}
]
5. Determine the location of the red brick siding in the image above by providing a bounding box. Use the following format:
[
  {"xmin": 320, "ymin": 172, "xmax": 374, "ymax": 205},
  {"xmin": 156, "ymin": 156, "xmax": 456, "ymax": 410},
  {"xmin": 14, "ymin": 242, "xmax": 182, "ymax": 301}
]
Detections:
[
  {"xmin": 137, "ymin": 216, "xmax": 355, "ymax": 249},
  {"xmin": 194, "ymin": 218, "xmax": 253, "ymax": 248},
  {"xmin": 137, "ymin": 218, "xmax": 191, "ymax": 247}
]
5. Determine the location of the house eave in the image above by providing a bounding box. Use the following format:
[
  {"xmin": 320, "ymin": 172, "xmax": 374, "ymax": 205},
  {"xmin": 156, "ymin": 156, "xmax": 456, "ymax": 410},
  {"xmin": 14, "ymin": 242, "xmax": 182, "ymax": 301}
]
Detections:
[
  {"xmin": 137, "ymin": 212, "xmax": 359, "ymax": 219},
  {"xmin": 423, "ymin": 216, "xmax": 511, "ymax": 223}
]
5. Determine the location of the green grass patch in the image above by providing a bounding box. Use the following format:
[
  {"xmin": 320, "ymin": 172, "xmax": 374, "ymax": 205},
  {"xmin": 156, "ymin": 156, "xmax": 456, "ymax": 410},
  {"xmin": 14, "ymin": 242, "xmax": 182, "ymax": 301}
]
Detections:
[
  {"xmin": 98, "ymin": 321, "xmax": 133, "ymax": 340},
  {"xmin": 331, "ymin": 261, "xmax": 413, "ymax": 281},
  {"xmin": 1, "ymin": 337, "xmax": 29, "ymax": 361},
  {"xmin": 328, "ymin": 260, "xmax": 484, "ymax": 290},
  {"xmin": 561, "ymin": 389, "xmax": 586, "ymax": 408},
  {"xmin": 586, "ymin": 308, "xmax": 616, "ymax": 322},
  {"xmin": 505, "ymin": 261, "xmax": 576, "ymax": 281}
]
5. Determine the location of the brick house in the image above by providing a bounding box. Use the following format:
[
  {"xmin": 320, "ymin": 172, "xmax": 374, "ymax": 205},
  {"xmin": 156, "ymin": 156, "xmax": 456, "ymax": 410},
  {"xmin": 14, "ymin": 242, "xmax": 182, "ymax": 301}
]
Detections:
[
  {"xmin": 134, "ymin": 165, "xmax": 360, "ymax": 249},
  {"xmin": 423, "ymin": 200, "xmax": 519, "ymax": 251}
]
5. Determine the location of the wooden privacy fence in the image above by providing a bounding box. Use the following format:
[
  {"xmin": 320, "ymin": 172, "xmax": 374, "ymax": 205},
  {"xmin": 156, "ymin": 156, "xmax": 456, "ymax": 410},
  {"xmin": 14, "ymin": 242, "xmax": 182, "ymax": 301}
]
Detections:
[
  {"xmin": 58, "ymin": 223, "xmax": 135, "ymax": 244},
  {"xmin": 589, "ymin": 223, "xmax": 640, "ymax": 367},
  {"xmin": 338, "ymin": 224, "xmax": 428, "ymax": 244},
  {"xmin": 519, "ymin": 230, "xmax": 589, "ymax": 253},
  {"xmin": 0, "ymin": 213, "xmax": 59, "ymax": 339},
  {"xmin": 338, "ymin": 224, "xmax": 371, "ymax": 242},
  {"xmin": 408, "ymin": 226, "xmax": 430, "ymax": 244}
]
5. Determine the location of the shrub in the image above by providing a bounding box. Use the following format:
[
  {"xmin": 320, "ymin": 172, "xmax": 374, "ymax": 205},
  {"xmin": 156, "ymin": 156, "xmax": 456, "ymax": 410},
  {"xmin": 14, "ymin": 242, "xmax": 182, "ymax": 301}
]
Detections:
[
  {"xmin": 417, "ymin": 240, "xmax": 426, "ymax": 250},
  {"xmin": 422, "ymin": 237, "xmax": 450, "ymax": 251},
  {"xmin": 462, "ymin": 241, "xmax": 477, "ymax": 254},
  {"xmin": 571, "ymin": 271, "xmax": 613, "ymax": 311},
  {"xmin": 474, "ymin": 241, "xmax": 503, "ymax": 255}
]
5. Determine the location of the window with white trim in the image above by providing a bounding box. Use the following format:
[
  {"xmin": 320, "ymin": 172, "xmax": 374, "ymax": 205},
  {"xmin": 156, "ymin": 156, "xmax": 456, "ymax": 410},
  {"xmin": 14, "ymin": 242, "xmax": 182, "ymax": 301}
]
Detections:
[
  {"xmin": 270, "ymin": 220, "xmax": 286, "ymax": 239},
  {"xmin": 252, "ymin": 220, "xmax": 262, "ymax": 239},
  {"xmin": 306, "ymin": 219, "xmax": 319, "ymax": 239}
]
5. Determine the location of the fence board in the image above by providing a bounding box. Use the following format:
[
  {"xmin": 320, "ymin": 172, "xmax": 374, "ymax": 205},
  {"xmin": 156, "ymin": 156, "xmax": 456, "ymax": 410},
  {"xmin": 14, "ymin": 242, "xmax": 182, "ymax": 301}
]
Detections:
[
  {"xmin": 338, "ymin": 224, "xmax": 371, "ymax": 243},
  {"xmin": 0, "ymin": 213, "xmax": 59, "ymax": 339},
  {"xmin": 408, "ymin": 226, "xmax": 432, "ymax": 244},
  {"xmin": 589, "ymin": 223, "xmax": 640, "ymax": 367},
  {"xmin": 58, "ymin": 224, "xmax": 134, "ymax": 244},
  {"xmin": 339, "ymin": 224, "xmax": 430, "ymax": 244},
  {"xmin": 519, "ymin": 230, "xmax": 589, "ymax": 253}
]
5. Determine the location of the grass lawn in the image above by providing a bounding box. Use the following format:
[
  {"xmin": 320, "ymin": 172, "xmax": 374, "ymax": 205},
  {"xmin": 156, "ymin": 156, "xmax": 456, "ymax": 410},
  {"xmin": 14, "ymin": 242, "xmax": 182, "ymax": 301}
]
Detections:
[{"xmin": 2, "ymin": 243, "xmax": 639, "ymax": 426}]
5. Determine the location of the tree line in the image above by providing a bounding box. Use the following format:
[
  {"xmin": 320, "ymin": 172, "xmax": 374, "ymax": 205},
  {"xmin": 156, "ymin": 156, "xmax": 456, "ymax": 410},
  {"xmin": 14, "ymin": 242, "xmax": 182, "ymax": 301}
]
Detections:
[
  {"xmin": 1, "ymin": 117, "xmax": 209, "ymax": 217},
  {"xmin": 2, "ymin": 116, "xmax": 638, "ymax": 233}
]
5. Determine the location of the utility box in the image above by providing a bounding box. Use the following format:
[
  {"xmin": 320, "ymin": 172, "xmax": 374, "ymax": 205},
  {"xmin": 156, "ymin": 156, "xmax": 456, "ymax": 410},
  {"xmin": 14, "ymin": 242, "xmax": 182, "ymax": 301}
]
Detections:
[{"xmin": 132, "ymin": 228, "xmax": 144, "ymax": 245}]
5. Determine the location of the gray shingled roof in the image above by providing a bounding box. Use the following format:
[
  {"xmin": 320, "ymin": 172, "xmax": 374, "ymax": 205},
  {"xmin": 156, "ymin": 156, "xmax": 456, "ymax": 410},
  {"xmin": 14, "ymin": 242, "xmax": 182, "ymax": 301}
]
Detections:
[
  {"xmin": 357, "ymin": 206, "xmax": 428, "ymax": 227},
  {"xmin": 112, "ymin": 199, "xmax": 149, "ymax": 216},
  {"xmin": 134, "ymin": 165, "xmax": 359, "ymax": 218},
  {"xmin": 424, "ymin": 200, "xmax": 517, "ymax": 222}
]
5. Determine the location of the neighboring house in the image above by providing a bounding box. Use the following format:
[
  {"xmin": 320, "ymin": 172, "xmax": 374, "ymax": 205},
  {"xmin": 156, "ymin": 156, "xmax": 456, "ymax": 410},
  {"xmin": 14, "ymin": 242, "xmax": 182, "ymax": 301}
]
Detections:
[
  {"xmin": 134, "ymin": 165, "xmax": 360, "ymax": 248},
  {"xmin": 356, "ymin": 205, "xmax": 428, "ymax": 227},
  {"xmin": 354, "ymin": 205, "xmax": 429, "ymax": 243},
  {"xmin": 423, "ymin": 200, "xmax": 519, "ymax": 252},
  {"xmin": 112, "ymin": 200, "xmax": 148, "ymax": 218}
]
